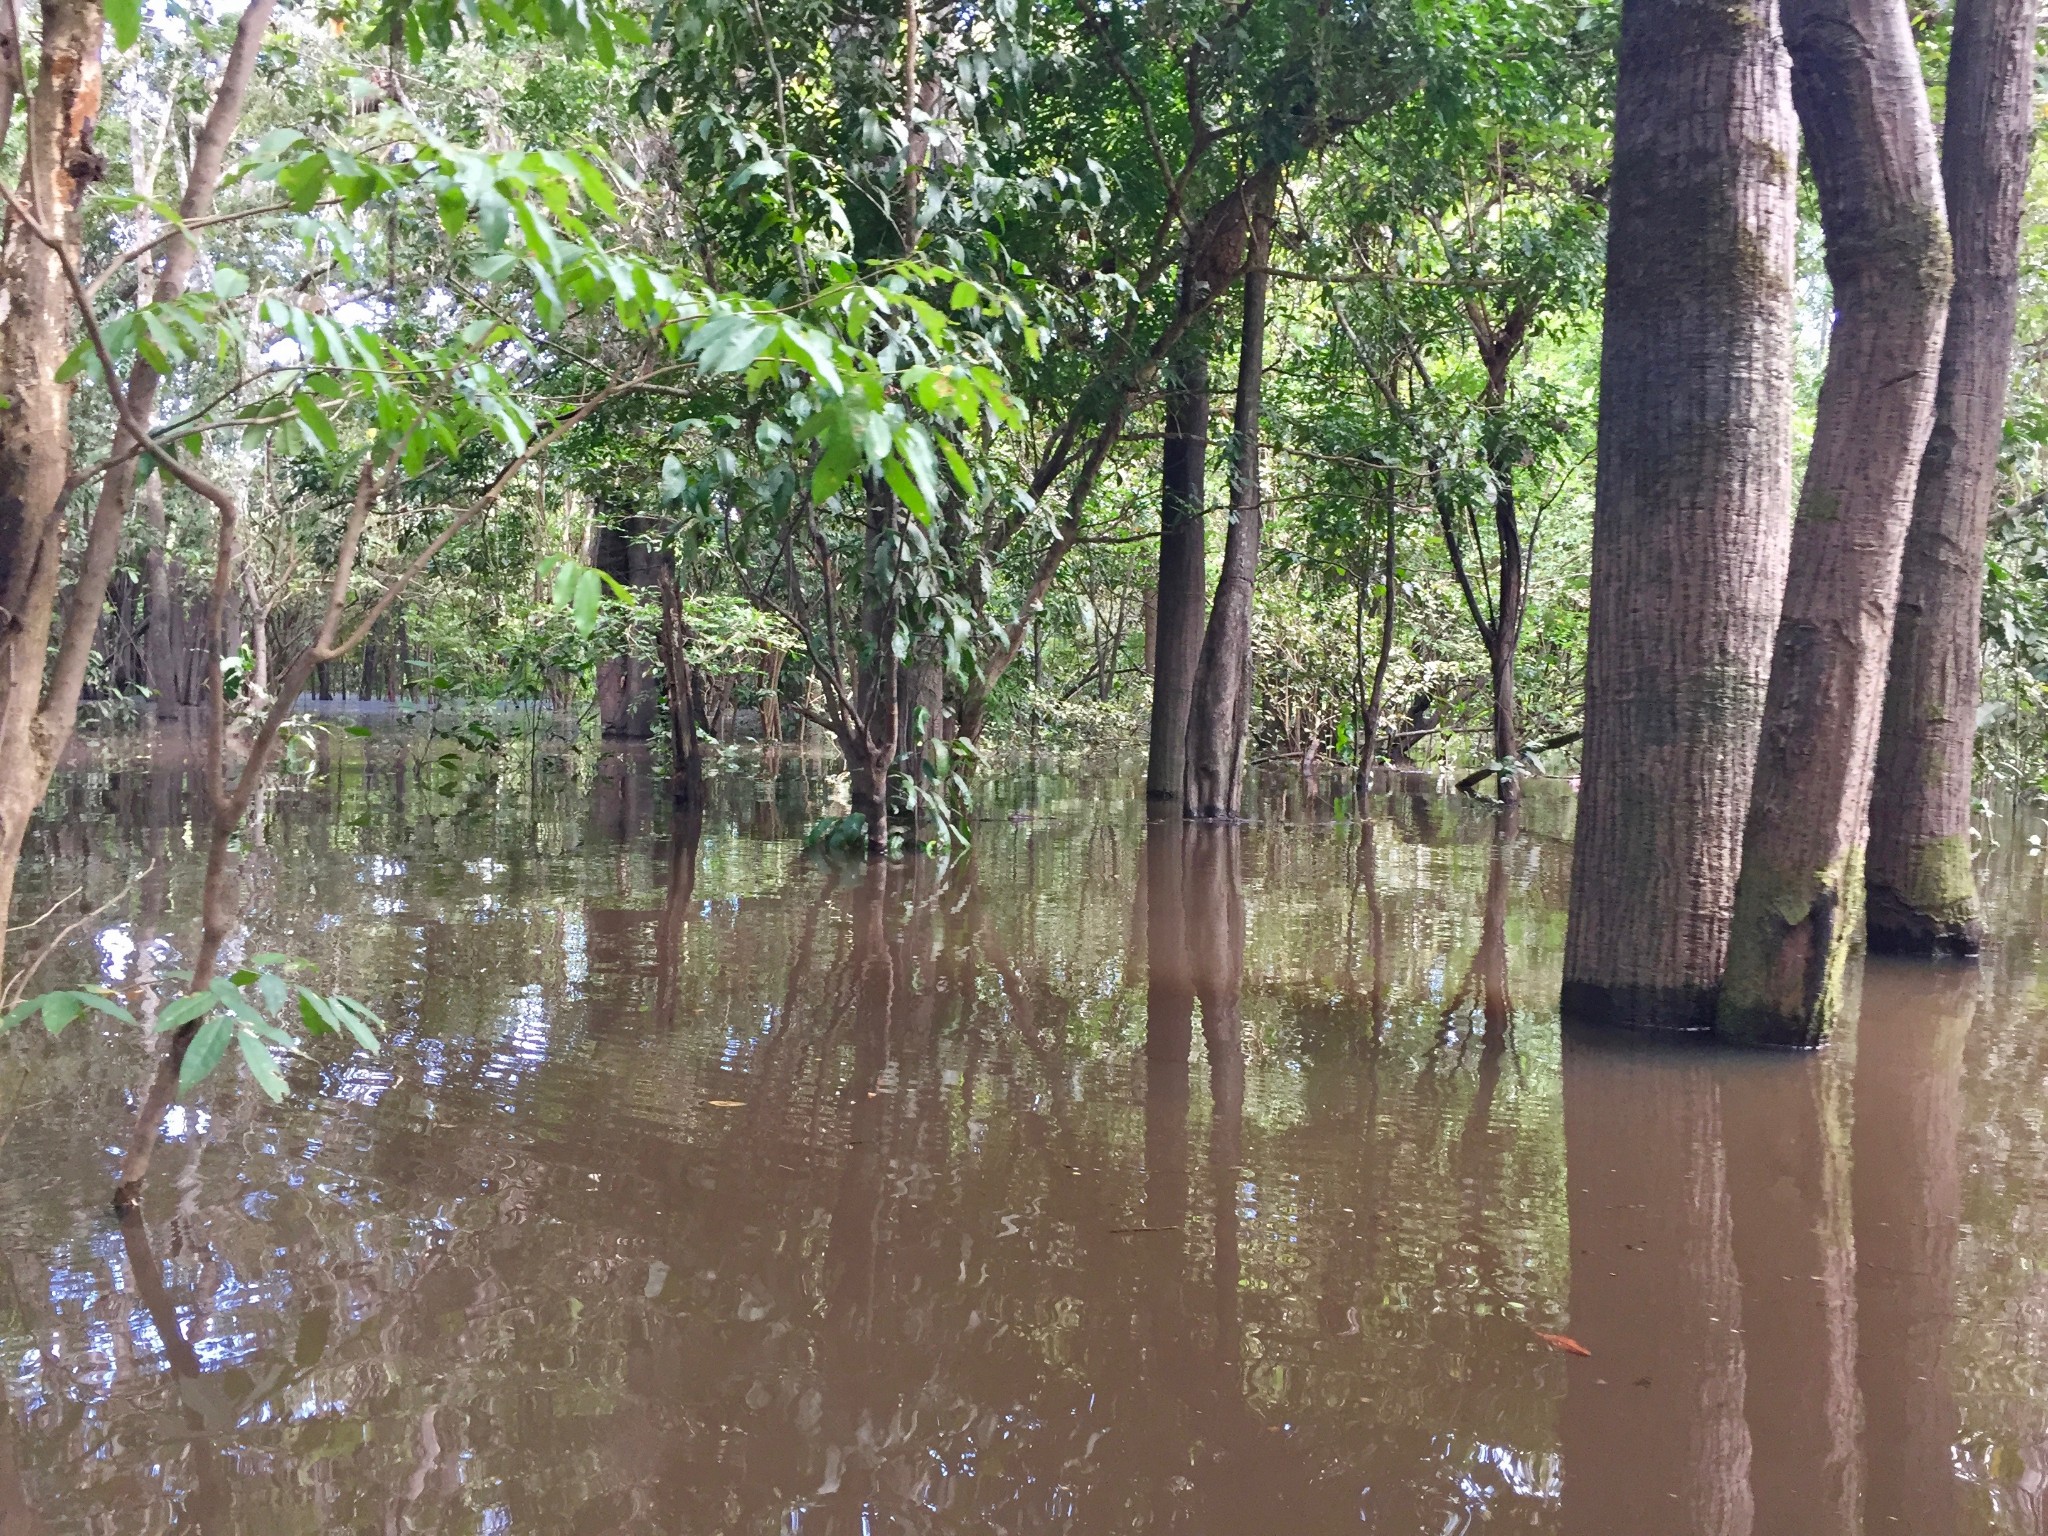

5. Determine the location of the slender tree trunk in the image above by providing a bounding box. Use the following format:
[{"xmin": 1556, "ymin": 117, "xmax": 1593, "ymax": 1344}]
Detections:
[
  {"xmin": 1867, "ymin": 0, "xmax": 2036, "ymax": 956},
  {"xmin": 1184, "ymin": 188, "xmax": 1275, "ymax": 820},
  {"xmin": 1358, "ymin": 475, "xmax": 1398, "ymax": 776},
  {"xmin": 1561, "ymin": 0, "xmax": 1799, "ymax": 1032},
  {"xmin": 760, "ymin": 647, "xmax": 785, "ymax": 742},
  {"xmin": 1147, "ymin": 268, "xmax": 1211, "ymax": 804},
  {"xmin": 656, "ymin": 561, "xmax": 702, "ymax": 797},
  {"xmin": 1718, "ymin": 0, "xmax": 1952, "ymax": 1047},
  {"xmin": 1488, "ymin": 469, "xmax": 1525, "ymax": 804},
  {"xmin": 849, "ymin": 481, "xmax": 900, "ymax": 854},
  {"xmin": 141, "ymin": 474, "xmax": 177, "ymax": 718}
]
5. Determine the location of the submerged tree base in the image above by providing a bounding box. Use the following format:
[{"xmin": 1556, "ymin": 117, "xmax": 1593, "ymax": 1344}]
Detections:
[
  {"xmin": 1558, "ymin": 978, "xmax": 1718, "ymax": 1034},
  {"xmin": 1716, "ymin": 850, "xmax": 1863, "ymax": 1050},
  {"xmin": 1866, "ymin": 835, "xmax": 1982, "ymax": 958}
]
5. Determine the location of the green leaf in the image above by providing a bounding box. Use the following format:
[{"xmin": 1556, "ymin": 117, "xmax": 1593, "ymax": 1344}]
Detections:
[
  {"xmin": 811, "ymin": 431, "xmax": 860, "ymax": 504},
  {"xmin": 237, "ymin": 1028, "xmax": 290, "ymax": 1102},
  {"xmin": 178, "ymin": 1014, "xmax": 233, "ymax": 1094},
  {"xmin": 298, "ymin": 989, "xmax": 340, "ymax": 1037},
  {"xmin": 40, "ymin": 993, "xmax": 83, "ymax": 1036},
  {"xmin": 256, "ymin": 970, "xmax": 289, "ymax": 1014},
  {"xmin": 293, "ymin": 394, "xmax": 340, "ymax": 453},
  {"xmin": 156, "ymin": 992, "xmax": 217, "ymax": 1033},
  {"xmin": 328, "ymin": 995, "xmax": 383, "ymax": 1056},
  {"xmin": 276, "ymin": 151, "xmax": 330, "ymax": 214},
  {"xmin": 105, "ymin": 0, "xmax": 141, "ymax": 49},
  {"xmin": 68, "ymin": 990, "xmax": 137, "ymax": 1027},
  {"xmin": 0, "ymin": 999, "xmax": 37, "ymax": 1033},
  {"xmin": 572, "ymin": 567, "xmax": 602, "ymax": 635}
]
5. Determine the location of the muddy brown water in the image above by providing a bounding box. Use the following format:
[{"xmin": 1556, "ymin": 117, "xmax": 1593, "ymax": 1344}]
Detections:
[{"xmin": 4, "ymin": 740, "xmax": 2048, "ymax": 1533}]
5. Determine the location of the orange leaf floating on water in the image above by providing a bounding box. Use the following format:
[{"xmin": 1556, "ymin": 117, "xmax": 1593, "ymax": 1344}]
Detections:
[{"xmin": 1534, "ymin": 1330, "xmax": 1592, "ymax": 1358}]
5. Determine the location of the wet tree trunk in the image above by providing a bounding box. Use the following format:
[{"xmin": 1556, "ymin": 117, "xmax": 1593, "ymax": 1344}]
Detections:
[
  {"xmin": 1183, "ymin": 189, "xmax": 1275, "ymax": 820},
  {"xmin": 1718, "ymin": 0, "xmax": 1952, "ymax": 1047},
  {"xmin": 1561, "ymin": 0, "xmax": 1798, "ymax": 1033},
  {"xmin": 1866, "ymin": 0, "xmax": 2036, "ymax": 957},
  {"xmin": 1147, "ymin": 269, "xmax": 1211, "ymax": 805}
]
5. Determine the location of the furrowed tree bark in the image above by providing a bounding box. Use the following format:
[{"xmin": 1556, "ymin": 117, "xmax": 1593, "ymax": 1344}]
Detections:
[
  {"xmin": 1866, "ymin": 0, "xmax": 2036, "ymax": 957},
  {"xmin": 1717, "ymin": 0, "xmax": 1952, "ymax": 1047},
  {"xmin": 1561, "ymin": 0, "xmax": 1798, "ymax": 1032},
  {"xmin": 1183, "ymin": 188, "xmax": 1275, "ymax": 820},
  {"xmin": 0, "ymin": 0, "xmax": 107, "ymax": 987}
]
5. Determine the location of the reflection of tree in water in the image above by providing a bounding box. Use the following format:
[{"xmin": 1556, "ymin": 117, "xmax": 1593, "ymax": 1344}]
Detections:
[{"xmin": 0, "ymin": 758, "xmax": 1580, "ymax": 1532}]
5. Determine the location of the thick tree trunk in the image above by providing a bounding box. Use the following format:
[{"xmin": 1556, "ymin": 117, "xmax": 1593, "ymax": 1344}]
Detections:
[
  {"xmin": 592, "ymin": 517, "xmax": 660, "ymax": 739},
  {"xmin": 1866, "ymin": 0, "xmax": 2036, "ymax": 957},
  {"xmin": 1183, "ymin": 190, "xmax": 1275, "ymax": 820},
  {"xmin": 1147, "ymin": 271, "xmax": 1210, "ymax": 804},
  {"xmin": 1561, "ymin": 0, "xmax": 1799, "ymax": 1032},
  {"xmin": 1718, "ymin": 0, "xmax": 1952, "ymax": 1047},
  {"xmin": 0, "ymin": 0, "xmax": 107, "ymax": 985}
]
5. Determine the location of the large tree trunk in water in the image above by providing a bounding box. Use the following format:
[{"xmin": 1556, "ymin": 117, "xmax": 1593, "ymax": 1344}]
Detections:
[
  {"xmin": 1866, "ymin": 0, "xmax": 2035, "ymax": 957},
  {"xmin": 1717, "ymin": 0, "xmax": 1951, "ymax": 1048},
  {"xmin": 1561, "ymin": 0, "xmax": 1798, "ymax": 1033},
  {"xmin": 1147, "ymin": 270, "xmax": 1210, "ymax": 805},
  {"xmin": 1183, "ymin": 188, "xmax": 1275, "ymax": 820},
  {"xmin": 0, "ymin": 0, "xmax": 107, "ymax": 987}
]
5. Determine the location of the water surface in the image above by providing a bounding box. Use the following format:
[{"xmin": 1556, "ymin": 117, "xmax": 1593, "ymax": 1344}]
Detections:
[{"xmin": 3, "ymin": 740, "xmax": 2047, "ymax": 1533}]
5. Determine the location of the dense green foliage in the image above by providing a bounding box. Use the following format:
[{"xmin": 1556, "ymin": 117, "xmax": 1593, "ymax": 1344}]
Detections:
[{"xmin": 16, "ymin": 0, "xmax": 2048, "ymax": 804}]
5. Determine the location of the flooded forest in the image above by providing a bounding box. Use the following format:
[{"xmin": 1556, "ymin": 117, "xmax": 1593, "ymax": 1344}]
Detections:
[{"xmin": 5, "ymin": 0, "xmax": 2048, "ymax": 1527}]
